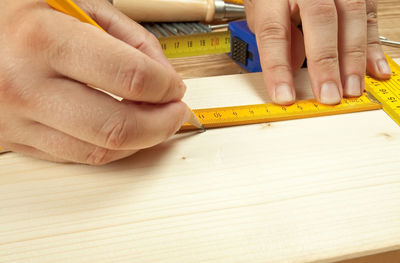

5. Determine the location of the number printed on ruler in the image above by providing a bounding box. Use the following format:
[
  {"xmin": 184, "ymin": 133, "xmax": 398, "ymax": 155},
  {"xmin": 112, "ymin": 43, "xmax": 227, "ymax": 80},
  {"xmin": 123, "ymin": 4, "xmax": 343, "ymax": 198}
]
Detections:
[
  {"xmin": 365, "ymin": 56, "xmax": 400, "ymax": 125},
  {"xmin": 159, "ymin": 31, "xmax": 231, "ymax": 58},
  {"xmin": 180, "ymin": 94, "xmax": 382, "ymax": 131}
]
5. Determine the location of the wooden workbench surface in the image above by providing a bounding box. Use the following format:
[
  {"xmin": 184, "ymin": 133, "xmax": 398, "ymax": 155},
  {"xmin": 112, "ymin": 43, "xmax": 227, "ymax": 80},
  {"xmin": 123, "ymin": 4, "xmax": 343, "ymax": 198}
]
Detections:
[{"xmin": 1, "ymin": 1, "xmax": 400, "ymax": 262}]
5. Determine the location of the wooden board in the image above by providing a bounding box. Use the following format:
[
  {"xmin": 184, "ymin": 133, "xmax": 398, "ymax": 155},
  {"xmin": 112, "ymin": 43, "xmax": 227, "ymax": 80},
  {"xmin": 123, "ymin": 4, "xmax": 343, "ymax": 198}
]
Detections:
[{"xmin": 1, "ymin": 61, "xmax": 400, "ymax": 262}]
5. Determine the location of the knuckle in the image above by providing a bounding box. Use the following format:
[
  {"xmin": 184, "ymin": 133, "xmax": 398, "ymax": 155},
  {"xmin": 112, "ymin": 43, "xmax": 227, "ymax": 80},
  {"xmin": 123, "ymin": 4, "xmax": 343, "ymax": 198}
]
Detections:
[
  {"xmin": 308, "ymin": 48, "xmax": 339, "ymax": 68},
  {"xmin": 342, "ymin": 0, "xmax": 366, "ymax": 12},
  {"xmin": 264, "ymin": 63, "xmax": 292, "ymax": 74},
  {"xmin": 343, "ymin": 45, "xmax": 366, "ymax": 57},
  {"xmin": 120, "ymin": 58, "xmax": 148, "ymax": 99},
  {"xmin": 10, "ymin": 14, "xmax": 54, "ymax": 55},
  {"xmin": 305, "ymin": 0, "xmax": 337, "ymax": 22},
  {"xmin": 368, "ymin": 39, "xmax": 380, "ymax": 46},
  {"xmin": 343, "ymin": 51, "xmax": 366, "ymax": 68},
  {"xmin": 97, "ymin": 111, "xmax": 129, "ymax": 150},
  {"xmin": 256, "ymin": 22, "xmax": 289, "ymax": 44},
  {"xmin": 367, "ymin": 10, "xmax": 378, "ymax": 24},
  {"xmin": 343, "ymin": 53, "xmax": 365, "ymax": 68},
  {"xmin": 146, "ymin": 32, "xmax": 162, "ymax": 48},
  {"xmin": 0, "ymin": 74, "xmax": 25, "ymax": 106},
  {"xmin": 128, "ymin": 28, "xmax": 160, "ymax": 52},
  {"xmin": 85, "ymin": 146, "xmax": 111, "ymax": 166}
]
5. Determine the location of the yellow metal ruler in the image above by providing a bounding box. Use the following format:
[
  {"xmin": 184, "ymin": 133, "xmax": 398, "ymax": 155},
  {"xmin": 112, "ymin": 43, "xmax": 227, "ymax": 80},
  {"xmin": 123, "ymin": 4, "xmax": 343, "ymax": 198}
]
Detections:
[{"xmin": 159, "ymin": 31, "xmax": 231, "ymax": 58}]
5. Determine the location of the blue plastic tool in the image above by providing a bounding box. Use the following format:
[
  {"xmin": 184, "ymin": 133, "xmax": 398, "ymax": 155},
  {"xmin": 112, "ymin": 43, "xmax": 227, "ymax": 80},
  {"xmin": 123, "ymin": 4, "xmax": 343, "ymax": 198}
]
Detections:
[{"xmin": 228, "ymin": 20, "xmax": 262, "ymax": 73}]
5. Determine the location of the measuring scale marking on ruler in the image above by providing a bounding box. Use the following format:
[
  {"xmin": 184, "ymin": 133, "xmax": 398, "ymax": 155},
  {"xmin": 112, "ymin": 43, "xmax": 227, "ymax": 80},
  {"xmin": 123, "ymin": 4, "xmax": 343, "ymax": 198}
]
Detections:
[
  {"xmin": 159, "ymin": 31, "xmax": 231, "ymax": 58},
  {"xmin": 1, "ymin": 58, "xmax": 399, "ymax": 152},
  {"xmin": 180, "ymin": 94, "xmax": 382, "ymax": 131},
  {"xmin": 365, "ymin": 55, "xmax": 400, "ymax": 126},
  {"xmin": 181, "ymin": 56, "xmax": 400, "ymax": 131}
]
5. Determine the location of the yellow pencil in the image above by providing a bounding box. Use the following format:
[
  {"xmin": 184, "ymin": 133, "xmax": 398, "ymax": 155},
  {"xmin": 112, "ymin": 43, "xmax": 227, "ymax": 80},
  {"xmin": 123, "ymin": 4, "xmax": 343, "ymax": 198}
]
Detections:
[
  {"xmin": 47, "ymin": 0, "xmax": 104, "ymax": 32},
  {"xmin": 46, "ymin": 0, "xmax": 205, "ymax": 131},
  {"xmin": 224, "ymin": 0, "xmax": 244, "ymax": 5}
]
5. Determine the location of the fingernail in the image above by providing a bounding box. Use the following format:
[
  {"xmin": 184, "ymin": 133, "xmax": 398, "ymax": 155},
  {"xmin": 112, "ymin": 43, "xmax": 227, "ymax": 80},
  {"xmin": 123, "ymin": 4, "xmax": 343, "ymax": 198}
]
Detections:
[
  {"xmin": 377, "ymin": 59, "xmax": 392, "ymax": 76},
  {"xmin": 320, "ymin": 82, "xmax": 341, "ymax": 105},
  {"xmin": 275, "ymin": 84, "xmax": 294, "ymax": 104},
  {"xmin": 344, "ymin": 75, "xmax": 361, "ymax": 97}
]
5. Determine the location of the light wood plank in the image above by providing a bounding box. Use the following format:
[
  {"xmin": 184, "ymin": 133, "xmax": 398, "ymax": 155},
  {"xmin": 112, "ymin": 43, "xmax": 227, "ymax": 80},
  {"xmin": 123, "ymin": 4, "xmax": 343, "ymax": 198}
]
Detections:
[
  {"xmin": 1, "ymin": 62, "xmax": 400, "ymax": 262},
  {"xmin": 337, "ymin": 250, "xmax": 400, "ymax": 263},
  {"xmin": 1, "ymin": 0, "xmax": 400, "ymax": 260}
]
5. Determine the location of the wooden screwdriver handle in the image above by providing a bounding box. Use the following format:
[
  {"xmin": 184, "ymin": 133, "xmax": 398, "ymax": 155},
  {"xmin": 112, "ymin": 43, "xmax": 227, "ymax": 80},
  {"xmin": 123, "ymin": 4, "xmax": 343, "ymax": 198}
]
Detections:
[{"xmin": 112, "ymin": 0, "xmax": 216, "ymax": 22}]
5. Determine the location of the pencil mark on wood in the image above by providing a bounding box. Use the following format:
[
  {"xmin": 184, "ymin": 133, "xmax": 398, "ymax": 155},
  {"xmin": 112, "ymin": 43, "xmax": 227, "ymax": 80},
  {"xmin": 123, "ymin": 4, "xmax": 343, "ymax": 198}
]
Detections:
[
  {"xmin": 378, "ymin": 132, "xmax": 394, "ymax": 140},
  {"xmin": 261, "ymin": 123, "xmax": 272, "ymax": 129}
]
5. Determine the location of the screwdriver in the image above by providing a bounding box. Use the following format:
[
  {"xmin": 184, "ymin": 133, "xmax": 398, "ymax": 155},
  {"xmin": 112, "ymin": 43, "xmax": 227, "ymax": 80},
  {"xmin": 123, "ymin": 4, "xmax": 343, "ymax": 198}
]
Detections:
[{"xmin": 108, "ymin": 0, "xmax": 245, "ymax": 22}]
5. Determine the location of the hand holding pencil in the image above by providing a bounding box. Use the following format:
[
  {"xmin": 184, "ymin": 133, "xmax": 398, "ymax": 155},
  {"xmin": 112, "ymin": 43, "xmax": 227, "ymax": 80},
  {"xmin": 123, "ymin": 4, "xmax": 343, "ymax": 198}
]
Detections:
[{"xmin": 0, "ymin": 0, "xmax": 198, "ymax": 164}]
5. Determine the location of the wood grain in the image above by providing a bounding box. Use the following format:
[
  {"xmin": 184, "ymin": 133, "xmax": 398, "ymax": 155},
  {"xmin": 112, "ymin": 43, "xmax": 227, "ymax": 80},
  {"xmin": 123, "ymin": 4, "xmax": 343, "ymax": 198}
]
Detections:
[
  {"xmin": 337, "ymin": 250, "xmax": 400, "ymax": 263},
  {"xmin": 1, "ymin": 64, "xmax": 400, "ymax": 262},
  {"xmin": 378, "ymin": 0, "xmax": 400, "ymax": 58},
  {"xmin": 1, "ymin": 1, "xmax": 400, "ymax": 262}
]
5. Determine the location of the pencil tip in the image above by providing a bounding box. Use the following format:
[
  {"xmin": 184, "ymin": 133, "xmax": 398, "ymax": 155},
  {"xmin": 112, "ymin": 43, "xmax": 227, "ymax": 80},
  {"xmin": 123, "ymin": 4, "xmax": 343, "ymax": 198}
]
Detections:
[{"xmin": 188, "ymin": 111, "xmax": 206, "ymax": 132}]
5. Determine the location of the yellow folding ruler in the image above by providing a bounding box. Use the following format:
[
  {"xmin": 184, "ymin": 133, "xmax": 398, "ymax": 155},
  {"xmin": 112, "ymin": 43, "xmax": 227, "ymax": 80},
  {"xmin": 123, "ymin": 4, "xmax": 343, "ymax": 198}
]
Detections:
[
  {"xmin": 365, "ymin": 56, "xmax": 400, "ymax": 125},
  {"xmin": 1, "ymin": 58, "xmax": 399, "ymax": 153},
  {"xmin": 180, "ymin": 94, "xmax": 382, "ymax": 131},
  {"xmin": 181, "ymin": 55, "xmax": 400, "ymax": 131}
]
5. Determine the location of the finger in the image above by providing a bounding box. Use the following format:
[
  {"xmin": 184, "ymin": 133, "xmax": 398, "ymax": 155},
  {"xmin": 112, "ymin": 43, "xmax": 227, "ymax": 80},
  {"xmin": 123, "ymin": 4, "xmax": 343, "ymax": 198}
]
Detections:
[
  {"xmin": 0, "ymin": 141, "xmax": 68, "ymax": 163},
  {"xmin": 365, "ymin": 0, "xmax": 392, "ymax": 80},
  {"xmin": 298, "ymin": 0, "xmax": 342, "ymax": 105},
  {"xmin": 76, "ymin": 0, "xmax": 175, "ymax": 72},
  {"xmin": 245, "ymin": 1, "xmax": 305, "ymax": 71},
  {"xmin": 244, "ymin": 0, "xmax": 256, "ymax": 32},
  {"xmin": 335, "ymin": 0, "xmax": 367, "ymax": 97},
  {"xmin": 2, "ymin": 119, "xmax": 136, "ymax": 165},
  {"xmin": 250, "ymin": 0, "xmax": 295, "ymax": 105},
  {"xmin": 43, "ymin": 11, "xmax": 185, "ymax": 103},
  {"xmin": 19, "ymin": 78, "xmax": 190, "ymax": 151},
  {"xmin": 291, "ymin": 25, "xmax": 306, "ymax": 71}
]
